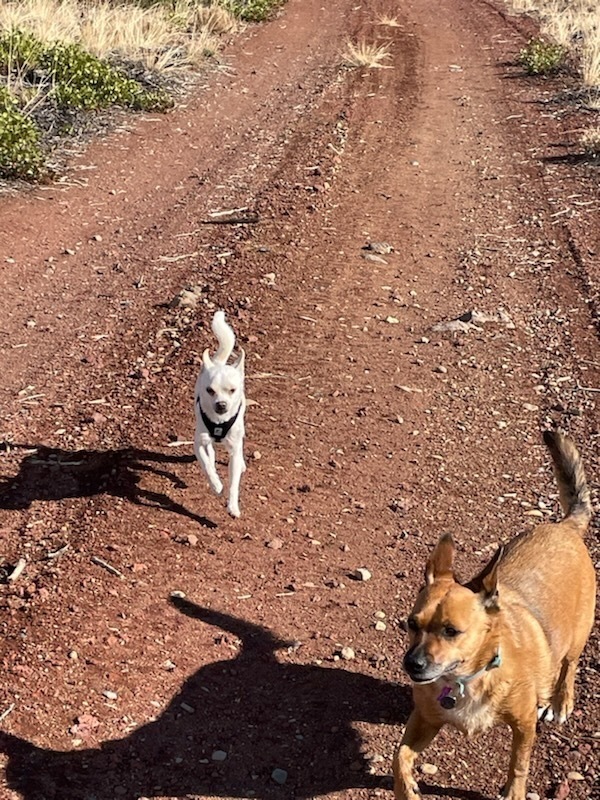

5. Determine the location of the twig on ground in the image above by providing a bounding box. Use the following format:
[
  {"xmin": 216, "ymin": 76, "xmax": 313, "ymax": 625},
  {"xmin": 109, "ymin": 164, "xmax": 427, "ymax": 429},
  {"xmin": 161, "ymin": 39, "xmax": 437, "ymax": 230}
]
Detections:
[
  {"xmin": 158, "ymin": 252, "xmax": 199, "ymax": 263},
  {"xmin": 0, "ymin": 704, "xmax": 15, "ymax": 723},
  {"xmin": 91, "ymin": 556, "xmax": 125, "ymax": 579},
  {"xmin": 576, "ymin": 383, "xmax": 600, "ymax": 393},
  {"xmin": 200, "ymin": 213, "xmax": 259, "ymax": 225},
  {"xmin": 209, "ymin": 206, "xmax": 249, "ymax": 217},
  {"xmin": 7, "ymin": 559, "xmax": 27, "ymax": 583},
  {"xmin": 47, "ymin": 544, "xmax": 69, "ymax": 560},
  {"xmin": 251, "ymin": 372, "xmax": 290, "ymax": 380}
]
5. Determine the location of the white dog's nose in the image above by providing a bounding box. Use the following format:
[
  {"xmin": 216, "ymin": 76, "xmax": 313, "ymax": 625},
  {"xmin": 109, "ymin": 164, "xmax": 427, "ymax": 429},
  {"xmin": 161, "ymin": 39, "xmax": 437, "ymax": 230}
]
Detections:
[{"xmin": 215, "ymin": 400, "xmax": 228, "ymax": 415}]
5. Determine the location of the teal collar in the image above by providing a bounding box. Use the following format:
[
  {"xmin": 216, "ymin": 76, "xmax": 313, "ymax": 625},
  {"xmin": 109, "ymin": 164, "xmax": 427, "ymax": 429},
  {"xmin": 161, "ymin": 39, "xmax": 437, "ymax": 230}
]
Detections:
[{"xmin": 438, "ymin": 650, "xmax": 501, "ymax": 709}]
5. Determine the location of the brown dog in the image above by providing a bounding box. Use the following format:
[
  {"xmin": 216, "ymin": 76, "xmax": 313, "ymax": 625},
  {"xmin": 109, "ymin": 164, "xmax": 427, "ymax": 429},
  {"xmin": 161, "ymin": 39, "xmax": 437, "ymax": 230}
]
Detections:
[{"xmin": 393, "ymin": 431, "xmax": 596, "ymax": 800}]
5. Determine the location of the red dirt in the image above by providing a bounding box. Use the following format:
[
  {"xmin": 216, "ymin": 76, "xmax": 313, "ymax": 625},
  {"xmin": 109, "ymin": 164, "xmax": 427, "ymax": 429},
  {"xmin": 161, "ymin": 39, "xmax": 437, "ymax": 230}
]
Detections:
[{"xmin": 0, "ymin": 1, "xmax": 598, "ymax": 799}]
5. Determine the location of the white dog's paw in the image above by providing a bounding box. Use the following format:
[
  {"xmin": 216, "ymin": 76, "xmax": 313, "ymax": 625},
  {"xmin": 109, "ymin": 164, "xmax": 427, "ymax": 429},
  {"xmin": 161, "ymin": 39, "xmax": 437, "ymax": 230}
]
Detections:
[
  {"xmin": 210, "ymin": 478, "xmax": 223, "ymax": 495},
  {"xmin": 227, "ymin": 503, "xmax": 241, "ymax": 518}
]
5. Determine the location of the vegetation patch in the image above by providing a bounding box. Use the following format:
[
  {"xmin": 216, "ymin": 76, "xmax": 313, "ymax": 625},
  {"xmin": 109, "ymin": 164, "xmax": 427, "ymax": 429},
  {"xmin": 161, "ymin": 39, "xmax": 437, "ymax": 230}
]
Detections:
[
  {"xmin": 222, "ymin": 0, "xmax": 284, "ymax": 23},
  {"xmin": 0, "ymin": 25, "xmax": 178, "ymax": 179},
  {"xmin": 342, "ymin": 40, "xmax": 392, "ymax": 69},
  {"xmin": 41, "ymin": 42, "xmax": 172, "ymax": 111},
  {"xmin": 0, "ymin": 0, "xmax": 288, "ymax": 183},
  {"xmin": 511, "ymin": 1, "xmax": 600, "ymax": 88},
  {"xmin": 519, "ymin": 37, "xmax": 565, "ymax": 75},
  {"xmin": 0, "ymin": 86, "xmax": 44, "ymax": 180},
  {"xmin": 581, "ymin": 126, "xmax": 600, "ymax": 155}
]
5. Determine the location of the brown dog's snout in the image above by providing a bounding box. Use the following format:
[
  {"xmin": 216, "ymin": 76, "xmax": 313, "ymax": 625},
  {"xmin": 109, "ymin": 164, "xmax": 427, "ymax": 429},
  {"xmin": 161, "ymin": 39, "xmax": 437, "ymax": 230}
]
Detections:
[{"xmin": 404, "ymin": 647, "xmax": 429, "ymax": 679}]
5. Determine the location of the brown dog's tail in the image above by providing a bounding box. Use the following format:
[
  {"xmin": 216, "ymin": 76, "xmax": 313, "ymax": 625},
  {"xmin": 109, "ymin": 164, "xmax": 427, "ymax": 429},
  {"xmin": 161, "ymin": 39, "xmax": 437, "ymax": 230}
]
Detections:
[{"xmin": 543, "ymin": 430, "xmax": 591, "ymax": 529}]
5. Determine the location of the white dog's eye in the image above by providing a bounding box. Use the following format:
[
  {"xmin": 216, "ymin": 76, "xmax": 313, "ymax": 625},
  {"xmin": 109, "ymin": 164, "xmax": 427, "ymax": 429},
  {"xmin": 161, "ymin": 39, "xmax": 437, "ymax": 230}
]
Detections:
[
  {"xmin": 206, "ymin": 387, "xmax": 215, "ymax": 396},
  {"xmin": 228, "ymin": 388, "xmax": 235, "ymax": 394}
]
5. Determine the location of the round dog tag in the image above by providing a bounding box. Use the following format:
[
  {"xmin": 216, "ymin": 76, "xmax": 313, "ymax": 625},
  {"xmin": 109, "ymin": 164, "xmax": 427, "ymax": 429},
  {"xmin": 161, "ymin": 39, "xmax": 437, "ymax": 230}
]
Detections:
[{"xmin": 440, "ymin": 694, "xmax": 456, "ymax": 709}]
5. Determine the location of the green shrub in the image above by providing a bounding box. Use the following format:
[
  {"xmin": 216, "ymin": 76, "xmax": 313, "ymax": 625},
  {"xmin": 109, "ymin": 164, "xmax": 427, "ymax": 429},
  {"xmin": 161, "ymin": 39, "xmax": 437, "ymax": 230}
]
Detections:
[
  {"xmin": 41, "ymin": 42, "xmax": 172, "ymax": 111},
  {"xmin": 519, "ymin": 38, "xmax": 565, "ymax": 75},
  {"xmin": 0, "ymin": 29, "xmax": 44, "ymax": 73},
  {"xmin": 223, "ymin": 0, "xmax": 283, "ymax": 22},
  {"xmin": 0, "ymin": 85, "xmax": 17, "ymax": 111},
  {"xmin": 0, "ymin": 101, "xmax": 44, "ymax": 180}
]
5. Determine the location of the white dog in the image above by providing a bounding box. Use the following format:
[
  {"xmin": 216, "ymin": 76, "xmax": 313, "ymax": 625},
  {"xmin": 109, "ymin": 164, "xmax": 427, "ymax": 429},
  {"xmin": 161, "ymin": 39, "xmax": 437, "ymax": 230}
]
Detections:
[{"xmin": 194, "ymin": 310, "xmax": 246, "ymax": 518}]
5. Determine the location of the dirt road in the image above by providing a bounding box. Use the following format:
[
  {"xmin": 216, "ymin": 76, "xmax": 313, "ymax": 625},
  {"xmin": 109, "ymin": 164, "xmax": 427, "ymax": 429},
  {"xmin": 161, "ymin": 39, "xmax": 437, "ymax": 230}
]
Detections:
[{"xmin": 0, "ymin": 0, "xmax": 598, "ymax": 798}]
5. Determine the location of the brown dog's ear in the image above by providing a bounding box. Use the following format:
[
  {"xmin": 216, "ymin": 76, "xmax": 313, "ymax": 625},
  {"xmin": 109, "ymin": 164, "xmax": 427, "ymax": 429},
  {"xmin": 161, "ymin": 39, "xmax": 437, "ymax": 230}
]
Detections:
[
  {"xmin": 467, "ymin": 545, "xmax": 504, "ymax": 609},
  {"xmin": 425, "ymin": 533, "xmax": 455, "ymax": 584}
]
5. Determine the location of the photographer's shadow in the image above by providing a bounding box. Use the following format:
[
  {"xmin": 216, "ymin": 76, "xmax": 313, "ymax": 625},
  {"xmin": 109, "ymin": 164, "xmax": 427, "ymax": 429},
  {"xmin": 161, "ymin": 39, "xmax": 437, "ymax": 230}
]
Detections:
[
  {"xmin": 1, "ymin": 598, "xmax": 411, "ymax": 799},
  {"xmin": 0, "ymin": 443, "xmax": 216, "ymax": 527}
]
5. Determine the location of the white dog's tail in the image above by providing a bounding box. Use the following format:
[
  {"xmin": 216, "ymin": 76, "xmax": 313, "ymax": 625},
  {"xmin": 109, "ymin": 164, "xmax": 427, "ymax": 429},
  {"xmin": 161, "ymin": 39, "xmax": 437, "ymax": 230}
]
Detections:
[{"xmin": 212, "ymin": 310, "xmax": 236, "ymax": 364}]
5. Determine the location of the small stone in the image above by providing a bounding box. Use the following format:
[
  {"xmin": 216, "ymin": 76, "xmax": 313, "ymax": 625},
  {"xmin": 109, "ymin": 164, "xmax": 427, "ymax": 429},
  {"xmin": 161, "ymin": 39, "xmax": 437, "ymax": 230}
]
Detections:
[
  {"xmin": 212, "ymin": 750, "xmax": 227, "ymax": 762},
  {"xmin": 418, "ymin": 336, "xmax": 430, "ymax": 344},
  {"xmin": 186, "ymin": 534, "xmax": 198, "ymax": 547},
  {"xmin": 266, "ymin": 537, "xmax": 284, "ymax": 550},
  {"xmin": 420, "ymin": 763, "xmax": 438, "ymax": 776},
  {"xmin": 91, "ymin": 234, "xmax": 103, "ymax": 242},
  {"xmin": 374, "ymin": 621, "xmax": 387, "ymax": 632},
  {"xmin": 434, "ymin": 365, "xmax": 448, "ymax": 374},
  {"xmin": 374, "ymin": 611, "xmax": 386, "ymax": 620},
  {"xmin": 526, "ymin": 793, "xmax": 541, "ymax": 800},
  {"xmin": 353, "ymin": 568, "xmax": 372, "ymax": 581},
  {"xmin": 68, "ymin": 650, "xmax": 78, "ymax": 661},
  {"xmin": 523, "ymin": 403, "xmax": 538, "ymax": 412},
  {"xmin": 365, "ymin": 241, "xmax": 393, "ymax": 254},
  {"xmin": 253, "ymin": 450, "xmax": 262, "ymax": 460},
  {"xmin": 271, "ymin": 768, "xmax": 288, "ymax": 785},
  {"xmin": 386, "ymin": 316, "xmax": 399, "ymax": 324},
  {"xmin": 103, "ymin": 690, "xmax": 118, "ymax": 701},
  {"xmin": 340, "ymin": 646, "xmax": 355, "ymax": 661},
  {"xmin": 362, "ymin": 252, "xmax": 388, "ymax": 264},
  {"xmin": 567, "ymin": 772, "xmax": 584, "ymax": 781},
  {"xmin": 171, "ymin": 590, "xmax": 186, "ymax": 599},
  {"xmin": 64, "ymin": 248, "xmax": 76, "ymax": 256},
  {"xmin": 180, "ymin": 702, "xmax": 195, "ymax": 714}
]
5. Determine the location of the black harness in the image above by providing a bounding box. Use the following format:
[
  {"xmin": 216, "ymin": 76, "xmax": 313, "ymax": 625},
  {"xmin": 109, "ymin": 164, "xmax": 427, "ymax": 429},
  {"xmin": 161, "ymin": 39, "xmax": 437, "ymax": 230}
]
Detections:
[{"xmin": 197, "ymin": 398, "xmax": 241, "ymax": 443}]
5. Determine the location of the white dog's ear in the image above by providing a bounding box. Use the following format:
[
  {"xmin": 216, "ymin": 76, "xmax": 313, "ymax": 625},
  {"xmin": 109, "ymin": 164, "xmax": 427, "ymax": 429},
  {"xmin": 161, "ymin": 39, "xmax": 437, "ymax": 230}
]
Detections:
[
  {"xmin": 234, "ymin": 348, "xmax": 245, "ymax": 372},
  {"xmin": 202, "ymin": 348, "xmax": 213, "ymax": 370}
]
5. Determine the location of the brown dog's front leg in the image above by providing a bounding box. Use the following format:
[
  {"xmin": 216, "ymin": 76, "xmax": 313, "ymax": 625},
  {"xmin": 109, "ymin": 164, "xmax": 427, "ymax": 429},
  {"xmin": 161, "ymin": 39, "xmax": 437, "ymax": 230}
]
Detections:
[
  {"xmin": 393, "ymin": 710, "xmax": 441, "ymax": 800},
  {"xmin": 502, "ymin": 718, "xmax": 537, "ymax": 800}
]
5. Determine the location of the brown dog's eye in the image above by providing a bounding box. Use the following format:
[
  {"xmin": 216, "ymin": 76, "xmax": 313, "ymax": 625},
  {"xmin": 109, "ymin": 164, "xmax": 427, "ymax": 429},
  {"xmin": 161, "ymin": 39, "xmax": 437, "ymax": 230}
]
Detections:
[
  {"xmin": 442, "ymin": 625, "xmax": 460, "ymax": 639},
  {"xmin": 206, "ymin": 387, "xmax": 215, "ymax": 396},
  {"xmin": 407, "ymin": 618, "xmax": 419, "ymax": 633}
]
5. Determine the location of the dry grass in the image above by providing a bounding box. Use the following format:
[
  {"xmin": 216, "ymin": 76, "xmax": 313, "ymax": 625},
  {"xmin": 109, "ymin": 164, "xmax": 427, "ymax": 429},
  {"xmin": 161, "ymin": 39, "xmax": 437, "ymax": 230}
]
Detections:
[
  {"xmin": 582, "ymin": 39, "xmax": 600, "ymax": 87},
  {"xmin": 190, "ymin": 3, "xmax": 240, "ymax": 35},
  {"xmin": 581, "ymin": 126, "xmax": 600, "ymax": 153},
  {"xmin": 510, "ymin": 0, "xmax": 600, "ymax": 87},
  {"xmin": 342, "ymin": 39, "xmax": 392, "ymax": 69},
  {"xmin": 0, "ymin": 0, "xmax": 237, "ymax": 72},
  {"xmin": 376, "ymin": 14, "xmax": 401, "ymax": 28}
]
